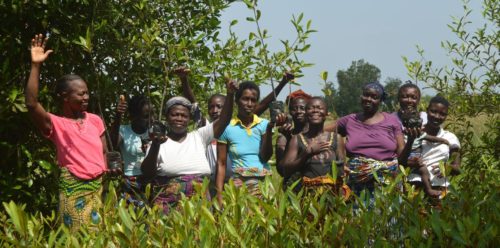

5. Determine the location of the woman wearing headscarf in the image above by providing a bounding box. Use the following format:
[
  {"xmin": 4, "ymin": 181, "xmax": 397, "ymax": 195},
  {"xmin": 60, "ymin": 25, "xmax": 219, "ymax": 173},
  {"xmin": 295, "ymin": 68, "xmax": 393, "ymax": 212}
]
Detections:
[
  {"xmin": 141, "ymin": 80, "xmax": 236, "ymax": 214},
  {"xmin": 336, "ymin": 82, "xmax": 405, "ymax": 201}
]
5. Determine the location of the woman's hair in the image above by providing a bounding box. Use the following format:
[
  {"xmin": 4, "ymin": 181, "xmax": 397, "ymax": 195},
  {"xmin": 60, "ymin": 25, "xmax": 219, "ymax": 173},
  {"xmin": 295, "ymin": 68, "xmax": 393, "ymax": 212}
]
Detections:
[
  {"xmin": 286, "ymin": 89, "xmax": 312, "ymax": 109},
  {"xmin": 128, "ymin": 95, "xmax": 150, "ymax": 117},
  {"xmin": 235, "ymin": 81, "xmax": 260, "ymax": 101},
  {"xmin": 54, "ymin": 74, "xmax": 84, "ymax": 98},
  {"xmin": 398, "ymin": 81, "xmax": 421, "ymax": 99},
  {"xmin": 429, "ymin": 95, "xmax": 450, "ymax": 108}
]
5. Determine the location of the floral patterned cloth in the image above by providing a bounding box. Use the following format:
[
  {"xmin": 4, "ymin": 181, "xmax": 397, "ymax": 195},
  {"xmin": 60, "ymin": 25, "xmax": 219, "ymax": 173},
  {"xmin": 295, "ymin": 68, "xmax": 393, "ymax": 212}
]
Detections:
[
  {"xmin": 58, "ymin": 168, "xmax": 102, "ymax": 231},
  {"xmin": 152, "ymin": 174, "xmax": 208, "ymax": 214},
  {"xmin": 121, "ymin": 176, "xmax": 146, "ymax": 208}
]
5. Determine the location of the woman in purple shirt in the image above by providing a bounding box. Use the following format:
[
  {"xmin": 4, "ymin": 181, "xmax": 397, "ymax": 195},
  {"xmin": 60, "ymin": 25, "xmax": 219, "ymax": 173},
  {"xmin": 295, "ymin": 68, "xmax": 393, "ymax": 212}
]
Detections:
[{"xmin": 337, "ymin": 82, "xmax": 405, "ymax": 198}]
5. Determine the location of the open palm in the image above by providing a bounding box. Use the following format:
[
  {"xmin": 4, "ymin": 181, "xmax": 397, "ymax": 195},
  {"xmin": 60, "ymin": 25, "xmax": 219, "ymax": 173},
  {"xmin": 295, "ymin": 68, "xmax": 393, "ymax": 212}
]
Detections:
[{"xmin": 31, "ymin": 34, "xmax": 53, "ymax": 64}]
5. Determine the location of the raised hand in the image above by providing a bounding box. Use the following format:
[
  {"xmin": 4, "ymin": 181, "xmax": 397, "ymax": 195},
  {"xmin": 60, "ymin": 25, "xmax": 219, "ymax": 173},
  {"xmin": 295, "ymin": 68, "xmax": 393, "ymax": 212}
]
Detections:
[
  {"xmin": 282, "ymin": 71, "xmax": 295, "ymax": 83},
  {"xmin": 31, "ymin": 34, "xmax": 53, "ymax": 64},
  {"xmin": 226, "ymin": 78, "xmax": 238, "ymax": 95},
  {"xmin": 274, "ymin": 113, "xmax": 288, "ymax": 127},
  {"xmin": 173, "ymin": 66, "xmax": 191, "ymax": 79},
  {"xmin": 116, "ymin": 95, "xmax": 128, "ymax": 117}
]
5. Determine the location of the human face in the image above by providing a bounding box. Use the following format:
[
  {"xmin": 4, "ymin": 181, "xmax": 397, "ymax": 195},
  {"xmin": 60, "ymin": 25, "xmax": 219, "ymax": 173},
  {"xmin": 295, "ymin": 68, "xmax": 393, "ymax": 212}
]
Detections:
[
  {"xmin": 306, "ymin": 99, "xmax": 327, "ymax": 125},
  {"xmin": 289, "ymin": 98, "xmax": 307, "ymax": 124},
  {"xmin": 64, "ymin": 79, "xmax": 89, "ymax": 112},
  {"xmin": 399, "ymin": 87, "xmax": 420, "ymax": 112},
  {"xmin": 360, "ymin": 87, "xmax": 381, "ymax": 113},
  {"xmin": 131, "ymin": 104, "xmax": 153, "ymax": 133},
  {"xmin": 208, "ymin": 96, "xmax": 225, "ymax": 121},
  {"xmin": 426, "ymin": 102, "xmax": 448, "ymax": 128},
  {"xmin": 237, "ymin": 89, "xmax": 258, "ymax": 116},
  {"xmin": 166, "ymin": 105, "xmax": 190, "ymax": 134}
]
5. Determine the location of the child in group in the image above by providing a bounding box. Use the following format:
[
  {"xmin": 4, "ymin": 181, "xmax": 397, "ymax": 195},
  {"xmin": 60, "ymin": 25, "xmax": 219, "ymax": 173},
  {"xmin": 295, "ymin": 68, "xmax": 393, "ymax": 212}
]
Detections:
[
  {"xmin": 25, "ymin": 34, "xmax": 107, "ymax": 231},
  {"xmin": 400, "ymin": 109, "xmax": 450, "ymax": 197},
  {"xmin": 401, "ymin": 97, "xmax": 460, "ymax": 199},
  {"xmin": 110, "ymin": 95, "xmax": 154, "ymax": 207}
]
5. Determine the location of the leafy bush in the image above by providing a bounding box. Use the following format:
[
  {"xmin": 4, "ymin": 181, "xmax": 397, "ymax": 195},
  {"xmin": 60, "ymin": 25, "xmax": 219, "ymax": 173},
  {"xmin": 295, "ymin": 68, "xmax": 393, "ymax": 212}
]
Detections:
[{"xmin": 1, "ymin": 158, "xmax": 499, "ymax": 247}]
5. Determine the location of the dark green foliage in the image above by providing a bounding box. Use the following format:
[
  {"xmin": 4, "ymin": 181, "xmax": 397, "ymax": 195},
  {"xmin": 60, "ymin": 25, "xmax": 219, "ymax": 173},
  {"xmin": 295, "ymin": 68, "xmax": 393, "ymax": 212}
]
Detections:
[
  {"xmin": 383, "ymin": 77, "xmax": 403, "ymax": 112},
  {"xmin": 0, "ymin": 0, "xmax": 314, "ymax": 213},
  {"xmin": 334, "ymin": 59, "xmax": 381, "ymax": 117},
  {"xmin": 0, "ymin": 167, "xmax": 499, "ymax": 246}
]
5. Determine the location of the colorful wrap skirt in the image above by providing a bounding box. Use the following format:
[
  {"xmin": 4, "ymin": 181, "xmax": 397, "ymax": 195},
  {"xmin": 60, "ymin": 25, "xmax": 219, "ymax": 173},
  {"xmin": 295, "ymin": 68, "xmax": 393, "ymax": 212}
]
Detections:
[
  {"xmin": 152, "ymin": 174, "xmax": 208, "ymax": 214},
  {"xmin": 347, "ymin": 157, "xmax": 399, "ymax": 196},
  {"xmin": 302, "ymin": 176, "xmax": 352, "ymax": 201},
  {"xmin": 58, "ymin": 168, "xmax": 103, "ymax": 231},
  {"xmin": 232, "ymin": 175, "xmax": 264, "ymax": 197},
  {"xmin": 121, "ymin": 176, "xmax": 146, "ymax": 208}
]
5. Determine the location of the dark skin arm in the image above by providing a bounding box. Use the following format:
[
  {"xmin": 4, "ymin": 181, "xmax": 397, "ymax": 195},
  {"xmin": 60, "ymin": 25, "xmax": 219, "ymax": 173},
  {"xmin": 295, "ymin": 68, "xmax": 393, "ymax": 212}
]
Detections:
[
  {"xmin": 212, "ymin": 79, "xmax": 237, "ymax": 138},
  {"xmin": 254, "ymin": 72, "xmax": 294, "ymax": 116},
  {"xmin": 140, "ymin": 139, "xmax": 163, "ymax": 179},
  {"xmin": 324, "ymin": 120, "xmax": 337, "ymax": 132},
  {"xmin": 110, "ymin": 95, "xmax": 127, "ymax": 150},
  {"xmin": 25, "ymin": 34, "xmax": 53, "ymax": 137},
  {"xmin": 259, "ymin": 113, "xmax": 287, "ymax": 163},
  {"xmin": 175, "ymin": 67, "xmax": 196, "ymax": 104},
  {"xmin": 278, "ymin": 135, "xmax": 330, "ymax": 178},
  {"xmin": 215, "ymin": 142, "xmax": 228, "ymax": 205},
  {"xmin": 398, "ymin": 127, "xmax": 422, "ymax": 168}
]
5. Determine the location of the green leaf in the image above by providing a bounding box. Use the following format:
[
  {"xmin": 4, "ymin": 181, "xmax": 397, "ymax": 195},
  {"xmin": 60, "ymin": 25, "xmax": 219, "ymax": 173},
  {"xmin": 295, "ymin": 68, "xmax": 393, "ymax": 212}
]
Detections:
[{"xmin": 320, "ymin": 71, "xmax": 328, "ymax": 81}]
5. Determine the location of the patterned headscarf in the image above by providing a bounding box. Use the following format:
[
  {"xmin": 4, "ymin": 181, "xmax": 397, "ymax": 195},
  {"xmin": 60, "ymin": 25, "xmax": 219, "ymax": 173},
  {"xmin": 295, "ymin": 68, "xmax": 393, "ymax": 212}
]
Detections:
[{"xmin": 363, "ymin": 82, "xmax": 386, "ymax": 101}]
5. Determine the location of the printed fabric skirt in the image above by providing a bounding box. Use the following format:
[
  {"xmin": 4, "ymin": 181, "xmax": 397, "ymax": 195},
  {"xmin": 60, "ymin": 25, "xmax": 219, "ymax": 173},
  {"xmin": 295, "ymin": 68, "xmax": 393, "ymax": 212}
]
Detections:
[
  {"xmin": 152, "ymin": 174, "xmax": 209, "ymax": 214},
  {"xmin": 231, "ymin": 167, "xmax": 272, "ymax": 198},
  {"xmin": 232, "ymin": 175, "xmax": 265, "ymax": 198},
  {"xmin": 347, "ymin": 157, "xmax": 399, "ymax": 196},
  {"xmin": 121, "ymin": 175, "xmax": 146, "ymax": 208},
  {"xmin": 58, "ymin": 168, "xmax": 103, "ymax": 231},
  {"xmin": 302, "ymin": 176, "xmax": 352, "ymax": 201}
]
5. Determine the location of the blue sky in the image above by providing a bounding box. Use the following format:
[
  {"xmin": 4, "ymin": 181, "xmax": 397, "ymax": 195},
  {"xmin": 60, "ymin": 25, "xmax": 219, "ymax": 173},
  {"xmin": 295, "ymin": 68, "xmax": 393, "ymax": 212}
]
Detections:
[{"xmin": 219, "ymin": 0, "xmax": 483, "ymax": 98}]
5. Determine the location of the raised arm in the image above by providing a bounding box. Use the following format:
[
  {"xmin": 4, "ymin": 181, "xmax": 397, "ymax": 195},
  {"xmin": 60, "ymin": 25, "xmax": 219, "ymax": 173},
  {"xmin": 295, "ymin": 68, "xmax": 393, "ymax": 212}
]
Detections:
[
  {"xmin": 174, "ymin": 67, "xmax": 196, "ymax": 104},
  {"xmin": 25, "ymin": 34, "xmax": 53, "ymax": 137},
  {"xmin": 254, "ymin": 71, "xmax": 294, "ymax": 116},
  {"xmin": 110, "ymin": 95, "xmax": 127, "ymax": 150},
  {"xmin": 215, "ymin": 142, "xmax": 228, "ymax": 205},
  {"xmin": 212, "ymin": 79, "xmax": 237, "ymax": 138}
]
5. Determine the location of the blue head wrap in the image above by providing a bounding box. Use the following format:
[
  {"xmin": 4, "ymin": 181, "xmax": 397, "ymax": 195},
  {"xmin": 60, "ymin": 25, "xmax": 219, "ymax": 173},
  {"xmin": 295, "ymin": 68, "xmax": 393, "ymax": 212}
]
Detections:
[{"xmin": 363, "ymin": 82, "xmax": 386, "ymax": 101}]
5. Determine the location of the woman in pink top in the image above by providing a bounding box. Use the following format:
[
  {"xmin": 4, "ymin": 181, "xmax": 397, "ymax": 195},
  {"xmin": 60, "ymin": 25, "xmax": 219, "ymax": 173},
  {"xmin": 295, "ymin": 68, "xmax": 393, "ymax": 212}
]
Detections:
[
  {"xmin": 337, "ymin": 82, "xmax": 405, "ymax": 201},
  {"xmin": 25, "ymin": 34, "xmax": 108, "ymax": 231}
]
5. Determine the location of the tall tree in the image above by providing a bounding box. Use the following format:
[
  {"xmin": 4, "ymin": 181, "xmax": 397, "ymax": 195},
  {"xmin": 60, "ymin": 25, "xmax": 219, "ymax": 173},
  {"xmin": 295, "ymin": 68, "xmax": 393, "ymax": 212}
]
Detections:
[
  {"xmin": 334, "ymin": 59, "xmax": 381, "ymax": 116},
  {"xmin": 0, "ymin": 0, "xmax": 314, "ymax": 213},
  {"xmin": 383, "ymin": 77, "xmax": 403, "ymax": 112}
]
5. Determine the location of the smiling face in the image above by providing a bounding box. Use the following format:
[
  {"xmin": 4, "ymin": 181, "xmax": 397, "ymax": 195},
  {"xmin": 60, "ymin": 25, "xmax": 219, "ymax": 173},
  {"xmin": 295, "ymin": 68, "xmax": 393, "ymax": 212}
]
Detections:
[
  {"xmin": 398, "ymin": 87, "xmax": 420, "ymax": 112},
  {"xmin": 360, "ymin": 87, "xmax": 382, "ymax": 113},
  {"xmin": 208, "ymin": 96, "xmax": 225, "ymax": 121},
  {"xmin": 63, "ymin": 79, "xmax": 89, "ymax": 112},
  {"xmin": 426, "ymin": 102, "xmax": 448, "ymax": 128},
  {"xmin": 237, "ymin": 89, "xmax": 258, "ymax": 117},
  {"xmin": 289, "ymin": 98, "xmax": 307, "ymax": 125},
  {"xmin": 306, "ymin": 98, "xmax": 328, "ymax": 125},
  {"xmin": 166, "ymin": 105, "xmax": 190, "ymax": 134}
]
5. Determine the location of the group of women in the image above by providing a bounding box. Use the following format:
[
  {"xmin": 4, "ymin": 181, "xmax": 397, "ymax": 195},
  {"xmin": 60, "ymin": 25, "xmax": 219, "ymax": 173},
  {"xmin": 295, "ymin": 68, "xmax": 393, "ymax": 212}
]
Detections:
[{"xmin": 26, "ymin": 34, "xmax": 461, "ymax": 231}]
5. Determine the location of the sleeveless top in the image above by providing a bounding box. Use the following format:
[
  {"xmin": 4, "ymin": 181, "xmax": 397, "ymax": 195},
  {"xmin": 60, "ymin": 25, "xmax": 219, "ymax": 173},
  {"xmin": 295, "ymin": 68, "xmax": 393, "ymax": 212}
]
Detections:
[{"xmin": 297, "ymin": 131, "xmax": 338, "ymax": 178}]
